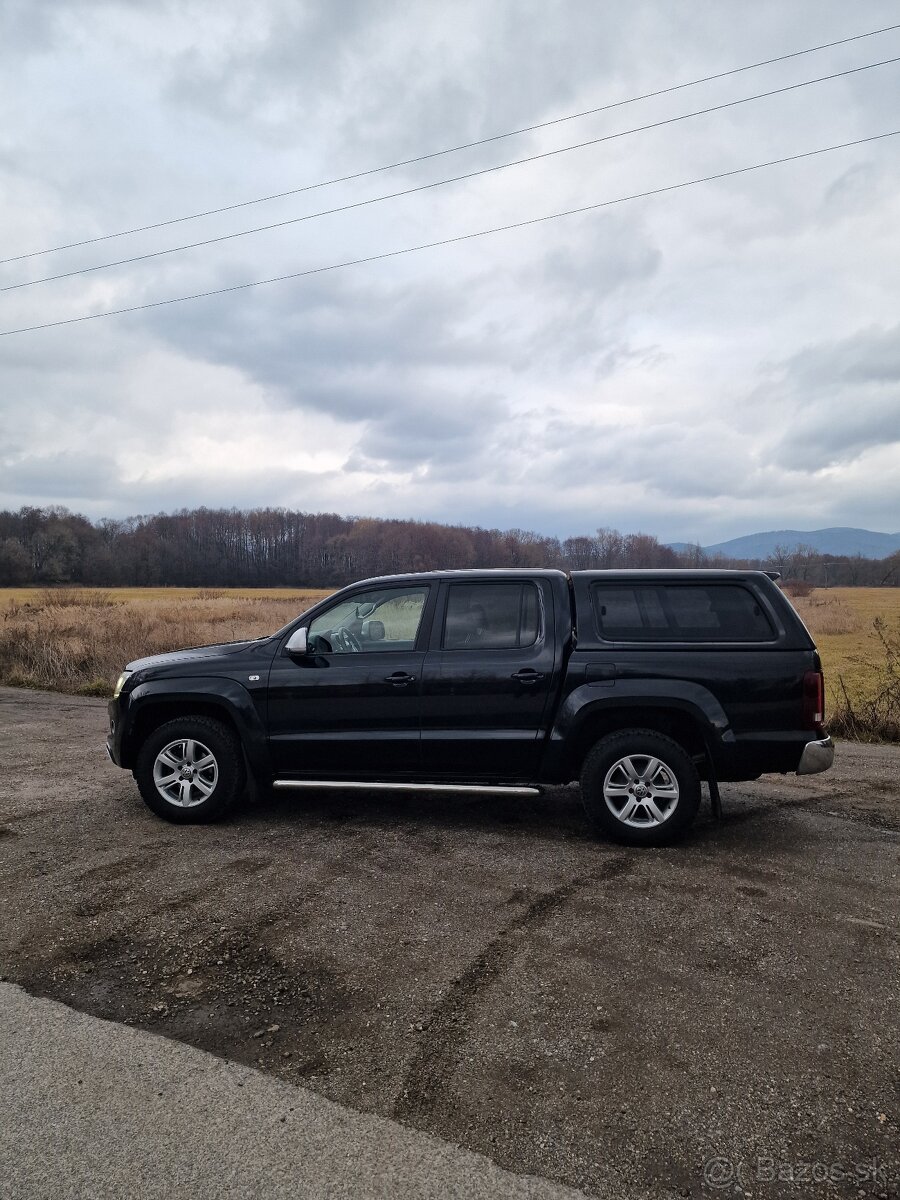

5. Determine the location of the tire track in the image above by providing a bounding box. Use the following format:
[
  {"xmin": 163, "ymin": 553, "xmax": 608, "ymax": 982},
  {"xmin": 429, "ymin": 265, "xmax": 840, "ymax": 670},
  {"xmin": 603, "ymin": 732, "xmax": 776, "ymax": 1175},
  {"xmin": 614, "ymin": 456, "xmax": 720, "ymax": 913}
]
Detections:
[{"xmin": 392, "ymin": 854, "xmax": 634, "ymax": 1123}]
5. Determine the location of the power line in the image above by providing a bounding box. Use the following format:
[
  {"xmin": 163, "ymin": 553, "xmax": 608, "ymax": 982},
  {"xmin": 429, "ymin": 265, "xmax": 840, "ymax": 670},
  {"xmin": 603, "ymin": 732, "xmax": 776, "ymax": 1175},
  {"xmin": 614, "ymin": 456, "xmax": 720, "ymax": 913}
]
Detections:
[
  {"xmin": 4, "ymin": 54, "xmax": 899, "ymax": 293},
  {"xmin": 2, "ymin": 21, "xmax": 899, "ymax": 266},
  {"xmin": 2, "ymin": 129, "xmax": 896, "ymax": 339}
]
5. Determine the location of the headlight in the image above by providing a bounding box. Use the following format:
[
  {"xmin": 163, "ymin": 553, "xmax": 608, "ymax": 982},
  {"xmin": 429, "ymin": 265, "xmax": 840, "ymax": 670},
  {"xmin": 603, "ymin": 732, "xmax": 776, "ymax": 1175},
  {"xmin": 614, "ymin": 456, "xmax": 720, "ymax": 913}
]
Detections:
[{"xmin": 113, "ymin": 670, "xmax": 132, "ymax": 699}]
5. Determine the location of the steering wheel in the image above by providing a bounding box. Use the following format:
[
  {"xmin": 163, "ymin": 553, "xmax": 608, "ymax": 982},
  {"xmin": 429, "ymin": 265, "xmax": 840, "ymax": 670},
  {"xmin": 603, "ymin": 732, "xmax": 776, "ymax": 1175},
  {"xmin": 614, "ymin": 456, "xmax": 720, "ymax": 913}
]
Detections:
[{"xmin": 335, "ymin": 628, "xmax": 362, "ymax": 653}]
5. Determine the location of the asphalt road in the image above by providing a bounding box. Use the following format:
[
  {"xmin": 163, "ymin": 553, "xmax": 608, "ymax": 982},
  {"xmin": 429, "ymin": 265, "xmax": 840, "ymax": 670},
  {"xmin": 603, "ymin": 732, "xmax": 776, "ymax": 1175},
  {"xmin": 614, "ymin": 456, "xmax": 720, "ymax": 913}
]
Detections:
[{"xmin": 0, "ymin": 686, "xmax": 898, "ymax": 1199}]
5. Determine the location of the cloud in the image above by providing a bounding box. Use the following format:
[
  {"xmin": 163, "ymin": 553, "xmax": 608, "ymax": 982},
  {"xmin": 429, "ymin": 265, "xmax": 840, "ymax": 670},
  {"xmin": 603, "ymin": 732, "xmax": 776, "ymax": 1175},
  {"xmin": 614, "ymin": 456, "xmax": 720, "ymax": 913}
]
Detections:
[
  {"xmin": 760, "ymin": 324, "xmax": 900, "ymax": 468},
  {"xmin": 0, "ymin": 451, "xmax": 120, "ymax": 503},
  {"xmin": 141, "ymin": 271, "xmax": 497, "ymax": 395},
  {"xmin": 1, "ymin": 0, "xmax": 899, "ymax": 544}
]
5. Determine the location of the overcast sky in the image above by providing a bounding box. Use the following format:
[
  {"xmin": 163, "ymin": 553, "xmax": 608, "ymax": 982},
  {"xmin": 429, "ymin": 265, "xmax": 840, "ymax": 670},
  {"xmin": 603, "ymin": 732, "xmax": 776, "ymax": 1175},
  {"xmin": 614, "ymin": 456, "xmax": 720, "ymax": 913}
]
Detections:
[{"xmin": 1, "ymin": 0, "xmax": 898, "ymax": 544}]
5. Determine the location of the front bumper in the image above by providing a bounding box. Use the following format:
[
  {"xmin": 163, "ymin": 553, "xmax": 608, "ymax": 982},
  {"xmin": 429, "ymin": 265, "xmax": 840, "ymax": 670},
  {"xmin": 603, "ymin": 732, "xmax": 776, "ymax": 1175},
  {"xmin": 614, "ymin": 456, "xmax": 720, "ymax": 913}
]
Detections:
[
  {"xmin": 106, "ymin": 697, "xmax": 125, "ymax": 768},
  {"xmin": 106, "ymin": 731, "xmax": 121, "ymax": 766},
  {"xmin": 796, "ymin": 736, "xmax": 834, "ymax": 775}
]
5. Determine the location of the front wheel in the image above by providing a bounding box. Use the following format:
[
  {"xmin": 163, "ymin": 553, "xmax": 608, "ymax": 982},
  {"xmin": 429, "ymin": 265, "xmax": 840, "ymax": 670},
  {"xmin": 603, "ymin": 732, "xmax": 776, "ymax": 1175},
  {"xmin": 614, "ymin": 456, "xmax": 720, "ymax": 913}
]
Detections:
[
  {"xmin": 135, "ymin": 716, "xmax": 245, "ymax": 823},
  {"xmin": 580, "ymin": 729, "xmax": 701, "ymax": 846}
]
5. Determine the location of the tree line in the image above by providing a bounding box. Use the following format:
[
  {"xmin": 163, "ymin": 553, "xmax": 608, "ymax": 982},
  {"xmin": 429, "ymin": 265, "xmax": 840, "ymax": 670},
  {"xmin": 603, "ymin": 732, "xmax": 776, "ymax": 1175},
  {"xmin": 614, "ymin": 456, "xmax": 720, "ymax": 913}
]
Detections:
[{"xmin": 0, "ymin": 506, "xmax": 896, "ymax": 588}]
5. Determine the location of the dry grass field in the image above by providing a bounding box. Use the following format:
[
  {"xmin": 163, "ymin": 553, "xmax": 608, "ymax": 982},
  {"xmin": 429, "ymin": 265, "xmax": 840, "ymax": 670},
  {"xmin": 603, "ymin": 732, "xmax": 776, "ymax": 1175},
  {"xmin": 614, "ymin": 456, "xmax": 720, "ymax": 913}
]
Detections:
[
  {"xmin": 0, "ymin": 584, "xmax": 897, "ymax": 738},
  {"xmin": 790, "ymin": 587, "xmax": 900, "ymax": 741},
  {"xmin": 0, "ymin": 588, "xmax": 330, "ymax": 696},
  {"xmin": 0, "ymin": 586, "xmax": 329, "ymax": 605}
]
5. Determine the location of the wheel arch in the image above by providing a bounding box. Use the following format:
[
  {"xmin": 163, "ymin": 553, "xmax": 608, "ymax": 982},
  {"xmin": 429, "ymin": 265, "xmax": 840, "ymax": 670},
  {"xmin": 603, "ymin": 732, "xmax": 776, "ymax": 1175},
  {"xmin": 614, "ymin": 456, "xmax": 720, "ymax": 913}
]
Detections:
[
  {"xmin": 120, "ymin": 678, "xmax": 268, "ymax": 778},
  {"xmin": 557, "ymin": 696, "xmax": 718, "ymax": 781},
  {"xmin": 131, "ymin": 699, "xmax": 240, "ymax": 756}
]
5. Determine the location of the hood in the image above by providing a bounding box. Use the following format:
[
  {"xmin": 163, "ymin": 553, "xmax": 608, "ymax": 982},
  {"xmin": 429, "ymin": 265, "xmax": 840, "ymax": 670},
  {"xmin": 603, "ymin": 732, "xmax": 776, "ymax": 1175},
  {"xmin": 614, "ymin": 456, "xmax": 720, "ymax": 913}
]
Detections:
[{"xmin": 125, "ymin": 639, "xmax": 260, "ymax": 673}]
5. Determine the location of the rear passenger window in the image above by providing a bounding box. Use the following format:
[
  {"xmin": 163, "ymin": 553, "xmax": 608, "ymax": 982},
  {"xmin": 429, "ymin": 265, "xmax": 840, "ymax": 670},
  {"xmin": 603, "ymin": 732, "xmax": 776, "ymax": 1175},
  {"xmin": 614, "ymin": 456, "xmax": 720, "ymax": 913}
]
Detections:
[
  {"xmin": 444, "ymin": 583, "xmax": 540, "ymax": 650},
  {"xmin": 591, "ymin": 584, "xmax": 774, "ymax": 642}
]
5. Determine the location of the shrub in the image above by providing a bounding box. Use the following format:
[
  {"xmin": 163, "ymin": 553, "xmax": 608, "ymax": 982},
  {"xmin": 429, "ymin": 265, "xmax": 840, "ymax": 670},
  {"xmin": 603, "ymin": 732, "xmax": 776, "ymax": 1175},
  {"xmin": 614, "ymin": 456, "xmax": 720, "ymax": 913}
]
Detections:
[
  {"xmin": 830, "ymin": 618, "xmax": 900, "ymax": 743},
  {"xmin": 783, "ymin": 579, "xmax": 814, "ymax": 598}
]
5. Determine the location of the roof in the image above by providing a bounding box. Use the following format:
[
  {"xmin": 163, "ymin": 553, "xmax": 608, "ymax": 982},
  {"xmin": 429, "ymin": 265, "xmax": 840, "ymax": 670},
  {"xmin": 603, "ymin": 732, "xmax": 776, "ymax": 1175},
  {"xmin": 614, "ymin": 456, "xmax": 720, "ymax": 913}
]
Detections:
[
  {"xmin": 570, "ymin": 569, "xmax": 779, "ymax": 581},
  {"xmin": 349, "ymin": 568, "xmax": 569, "ymax": 588},
  {"xmin": 343, "ymin": 567, "xmax": 777, "ymax": 589}
]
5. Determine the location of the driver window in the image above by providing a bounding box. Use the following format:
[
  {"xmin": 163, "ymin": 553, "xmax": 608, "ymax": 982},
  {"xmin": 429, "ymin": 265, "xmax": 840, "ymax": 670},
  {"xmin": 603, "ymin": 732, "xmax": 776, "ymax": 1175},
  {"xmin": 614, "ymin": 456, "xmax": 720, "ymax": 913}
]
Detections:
[{"xmin": 307, "ymin": 587, "xmax": 428, "ymax": 654}]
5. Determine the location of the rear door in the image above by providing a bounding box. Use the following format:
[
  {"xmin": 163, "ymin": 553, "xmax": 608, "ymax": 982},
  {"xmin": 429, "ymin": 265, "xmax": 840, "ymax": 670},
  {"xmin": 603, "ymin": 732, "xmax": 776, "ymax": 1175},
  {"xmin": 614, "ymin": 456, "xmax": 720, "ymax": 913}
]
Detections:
[{"xmin": 419, "ymin": 579, "xmax": 558, "ymax": 780}]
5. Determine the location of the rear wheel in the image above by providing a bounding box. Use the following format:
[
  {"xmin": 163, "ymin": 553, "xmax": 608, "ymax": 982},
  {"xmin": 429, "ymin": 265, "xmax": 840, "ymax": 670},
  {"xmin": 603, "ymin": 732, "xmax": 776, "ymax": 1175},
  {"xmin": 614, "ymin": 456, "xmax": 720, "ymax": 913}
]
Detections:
[
  {"xmin": 135, "ymin": 716, "xmax": 245, "ymax": 823},
  {"xmin": 580, "ymin": 728, "xmax": 700, "ymax": 846}
]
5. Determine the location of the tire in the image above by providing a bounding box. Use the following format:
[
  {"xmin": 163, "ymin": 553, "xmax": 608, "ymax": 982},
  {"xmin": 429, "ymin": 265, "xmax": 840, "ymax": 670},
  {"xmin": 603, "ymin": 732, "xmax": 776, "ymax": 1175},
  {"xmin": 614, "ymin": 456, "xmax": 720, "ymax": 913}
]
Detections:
[
  {"xmin": 134, "ymin": 716, "xmax": 245, "ymax": 824},
  {"xmin": 580, "ymin": 728, "xmax": 701, "ymax": 847}
]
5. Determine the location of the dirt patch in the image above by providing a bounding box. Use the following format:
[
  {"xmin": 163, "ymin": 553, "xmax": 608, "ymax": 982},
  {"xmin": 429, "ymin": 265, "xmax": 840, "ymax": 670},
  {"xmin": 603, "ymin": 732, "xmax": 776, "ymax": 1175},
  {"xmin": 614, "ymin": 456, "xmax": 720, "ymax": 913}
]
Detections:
[{"xmin": 0, "ymin": 686, "xmax": 897, "ymax": 1199}]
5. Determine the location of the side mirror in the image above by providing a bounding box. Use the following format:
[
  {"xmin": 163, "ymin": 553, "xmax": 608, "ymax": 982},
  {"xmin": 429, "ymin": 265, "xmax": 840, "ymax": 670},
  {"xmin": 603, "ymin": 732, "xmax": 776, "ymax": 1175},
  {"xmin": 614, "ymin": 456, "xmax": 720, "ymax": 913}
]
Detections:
[{"xmin": 285, "ymin": 627, "xmax": 308, "ymax": 655}]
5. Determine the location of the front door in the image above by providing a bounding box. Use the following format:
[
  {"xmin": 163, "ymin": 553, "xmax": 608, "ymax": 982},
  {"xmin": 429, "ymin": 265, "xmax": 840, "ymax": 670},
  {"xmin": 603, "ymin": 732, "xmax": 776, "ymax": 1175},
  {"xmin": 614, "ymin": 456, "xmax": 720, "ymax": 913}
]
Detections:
[{"xmin": 266, "ymin": 584, "xmax": 433, "ymax": 778}]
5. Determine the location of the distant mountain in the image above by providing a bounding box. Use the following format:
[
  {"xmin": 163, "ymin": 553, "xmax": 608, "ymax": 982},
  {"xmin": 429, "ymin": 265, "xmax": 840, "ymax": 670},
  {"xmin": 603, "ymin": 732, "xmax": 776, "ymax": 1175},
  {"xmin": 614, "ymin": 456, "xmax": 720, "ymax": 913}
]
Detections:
[{"xmin": 668, "ymin": 528, "xmax": 900, "ymax": 561}]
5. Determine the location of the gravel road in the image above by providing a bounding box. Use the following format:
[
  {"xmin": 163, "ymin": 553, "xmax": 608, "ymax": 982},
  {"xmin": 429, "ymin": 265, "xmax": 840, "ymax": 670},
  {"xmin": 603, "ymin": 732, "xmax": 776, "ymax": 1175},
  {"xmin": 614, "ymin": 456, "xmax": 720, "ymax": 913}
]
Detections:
[{"xmin": 0, "ymin": 686, "xmax": 897, "ymax": 1199}]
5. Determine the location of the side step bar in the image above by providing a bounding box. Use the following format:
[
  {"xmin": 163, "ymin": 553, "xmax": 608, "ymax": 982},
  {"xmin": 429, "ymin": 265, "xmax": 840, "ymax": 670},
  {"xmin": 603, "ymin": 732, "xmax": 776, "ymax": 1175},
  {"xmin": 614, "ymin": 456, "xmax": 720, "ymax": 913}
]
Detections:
[{"xmin": 272, "ymin": 780, "xmax": 540, "ymax": 797}]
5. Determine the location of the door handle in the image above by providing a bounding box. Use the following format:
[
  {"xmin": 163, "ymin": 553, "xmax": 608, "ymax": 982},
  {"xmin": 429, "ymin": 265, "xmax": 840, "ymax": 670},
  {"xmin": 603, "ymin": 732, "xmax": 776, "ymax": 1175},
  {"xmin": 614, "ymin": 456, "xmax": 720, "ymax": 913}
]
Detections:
[
  {"xmin": 385, "ymin": 672, "xmax": 416, "ymax": 685},
  {"xmin": 511, "ymin": 669, "xmax": 544, "ymax": 684}
]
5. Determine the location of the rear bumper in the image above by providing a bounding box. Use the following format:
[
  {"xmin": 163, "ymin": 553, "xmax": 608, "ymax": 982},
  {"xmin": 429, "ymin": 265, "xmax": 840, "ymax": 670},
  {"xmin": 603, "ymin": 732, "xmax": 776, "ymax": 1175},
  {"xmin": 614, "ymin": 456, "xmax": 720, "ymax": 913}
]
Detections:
[{"xmin": 796, "ymin": 736, "xmax": 834, "ymax": 775}]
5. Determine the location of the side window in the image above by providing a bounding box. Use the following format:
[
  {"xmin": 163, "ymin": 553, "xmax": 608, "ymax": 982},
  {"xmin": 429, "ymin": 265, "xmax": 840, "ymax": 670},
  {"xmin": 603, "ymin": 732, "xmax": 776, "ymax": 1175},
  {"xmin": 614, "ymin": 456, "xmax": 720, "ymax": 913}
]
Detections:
[
  {"xmin": 592, "ymin": 584, "xmax": 774, "ymax": 642},
  {"xmin": 443, "ymin": 583, "xmax": 540, "ymax": 650},
  {"xmin": 593, "ymin": 587, "xmax": 667, "ymax": 633},
  {"xmin": 307, "ymin": 587, "xmax": 428, "ymax": 653}
]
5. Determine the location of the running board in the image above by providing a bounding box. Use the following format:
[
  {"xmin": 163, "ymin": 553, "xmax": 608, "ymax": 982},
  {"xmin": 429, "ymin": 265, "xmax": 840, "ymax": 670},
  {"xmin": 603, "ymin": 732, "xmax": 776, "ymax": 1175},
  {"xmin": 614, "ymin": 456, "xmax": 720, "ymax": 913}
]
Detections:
[{"xmin": 272, "ymin": 780, "xmax": 540, "ymax": 796}]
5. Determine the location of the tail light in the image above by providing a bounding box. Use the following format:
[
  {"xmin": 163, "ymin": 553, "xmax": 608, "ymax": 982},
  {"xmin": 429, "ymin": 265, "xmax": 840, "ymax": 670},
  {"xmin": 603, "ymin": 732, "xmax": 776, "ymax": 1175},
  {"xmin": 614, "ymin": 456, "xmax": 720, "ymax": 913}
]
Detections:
[{"xmin": 802, "ymin": 670, "xmax": 825, "ymax": 730}]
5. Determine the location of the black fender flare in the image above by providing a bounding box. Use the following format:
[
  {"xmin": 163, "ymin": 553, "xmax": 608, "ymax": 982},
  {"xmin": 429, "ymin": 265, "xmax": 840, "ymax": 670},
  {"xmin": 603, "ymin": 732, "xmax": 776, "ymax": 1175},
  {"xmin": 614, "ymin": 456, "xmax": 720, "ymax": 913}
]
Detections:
[
  {"xmin": 544, "ymin": 679, "xmax": 733, "ymax": 779},
  {"xmin": 120, "ymin": 677, "xmax": 270, "ymax": 778}
]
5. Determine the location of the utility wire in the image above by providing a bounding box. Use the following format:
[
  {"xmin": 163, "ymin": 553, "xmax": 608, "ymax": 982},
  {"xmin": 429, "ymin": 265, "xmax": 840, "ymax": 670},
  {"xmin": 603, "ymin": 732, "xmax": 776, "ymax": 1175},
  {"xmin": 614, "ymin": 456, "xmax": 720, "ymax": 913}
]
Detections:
[
  {"xmin": 2, "ymin": 129, "xmax": 897, "ymax": 339},
  {"xmin": 2, "ymin": 20, "xmax": 899, "ymax": 266},
  {"xmin": 4, "ymin": 54, "xmax": 899, "ymax": 293}
]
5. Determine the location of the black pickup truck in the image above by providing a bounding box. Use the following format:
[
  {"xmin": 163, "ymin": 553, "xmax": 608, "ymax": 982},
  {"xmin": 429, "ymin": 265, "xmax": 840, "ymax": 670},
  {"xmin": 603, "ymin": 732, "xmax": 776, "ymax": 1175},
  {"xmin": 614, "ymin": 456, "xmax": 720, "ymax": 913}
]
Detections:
[{"xmin": 107, "ymin": 569, "xmax": 833, "ymax": 845}]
